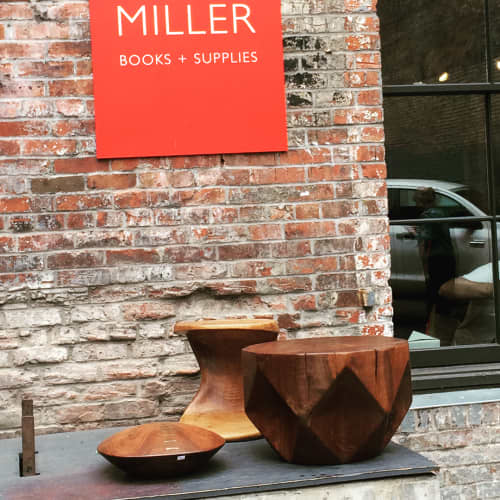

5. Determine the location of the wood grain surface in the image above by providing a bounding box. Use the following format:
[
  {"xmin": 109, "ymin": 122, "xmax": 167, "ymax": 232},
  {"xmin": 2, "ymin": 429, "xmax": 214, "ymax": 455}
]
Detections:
[
  {"xmin": 242, "ymin": 336, "xmax": 412, "ymax": 465},
  {"xmin": 175, "ymin": 319, "xmax": 279, "ymax": 441},
  {"xmin": 97, "ymin": 422, "xmax": 225, "ymax": 478},
  {"xmin": 174, "ymin": 319, "xmax": 280, "ymax": 334}
]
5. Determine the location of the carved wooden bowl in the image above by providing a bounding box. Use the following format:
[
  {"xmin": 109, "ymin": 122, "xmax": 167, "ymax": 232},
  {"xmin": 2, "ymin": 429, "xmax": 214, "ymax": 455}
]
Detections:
[
  {"xmin": 97, "ymin": 422, "xmax": 225, "ymax": 478},
  {"xmin": 242, "ymin": 336, "xmax": 412, "ymax": 465}
]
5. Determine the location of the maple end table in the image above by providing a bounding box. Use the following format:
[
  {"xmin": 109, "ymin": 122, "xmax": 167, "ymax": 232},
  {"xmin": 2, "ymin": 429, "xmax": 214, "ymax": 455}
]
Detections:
[{"xmin": 174, "ymin": 319, "xmax": 279, "ymax": 441}]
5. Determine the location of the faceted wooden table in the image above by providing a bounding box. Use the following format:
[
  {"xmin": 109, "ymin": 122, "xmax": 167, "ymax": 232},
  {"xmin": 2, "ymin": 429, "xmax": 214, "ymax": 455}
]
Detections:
[
  {"xmin": 242, "ymin": 336, "xmax": 412, "ymax": 464},
  {"xmin": 174, "ymin": 319, "xmax": 279, "ymax": 441}
]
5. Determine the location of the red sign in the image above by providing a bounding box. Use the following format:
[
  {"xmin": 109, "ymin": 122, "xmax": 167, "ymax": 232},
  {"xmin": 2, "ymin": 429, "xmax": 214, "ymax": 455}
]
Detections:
[{"xmin": 88, "ymin": 1, "xmax": 288, "ymax": 159}]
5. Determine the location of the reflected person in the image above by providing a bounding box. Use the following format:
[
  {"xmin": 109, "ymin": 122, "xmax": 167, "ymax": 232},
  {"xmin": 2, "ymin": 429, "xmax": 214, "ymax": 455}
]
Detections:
[
  {"xmin": 413, "ymin": 187, "xmax": 456, "ymax": 335},
  {"xmin": 439, "ymin": 261, "xmax": 498, "ymax": 345}
]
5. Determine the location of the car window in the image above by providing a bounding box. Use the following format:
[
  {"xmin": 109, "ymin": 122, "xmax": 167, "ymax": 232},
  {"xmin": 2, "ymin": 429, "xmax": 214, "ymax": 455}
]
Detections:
[
  {"xmin": 434, "ymin": 193, "xmax": 472, "ymax": 217},
  {"xmin": 388, "ymin": 188, "xmax": 400, "ymax": 220},
  {"xmin": 388, "ymin": 188, "xmax": 473, "ymax": 220}
]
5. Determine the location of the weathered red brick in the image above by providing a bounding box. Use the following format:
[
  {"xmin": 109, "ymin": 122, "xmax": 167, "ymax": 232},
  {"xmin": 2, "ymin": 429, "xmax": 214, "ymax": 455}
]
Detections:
[
  {"xmin": 250, "ymin": 167, "xmax": 305, "ymax": 185},
  {"xmin": 248, "ymin": 224, "xmax": 282, "ymax": 241},
  {"xmin": 88, "ymin": 174, "xmax": 136, "ymax": 190},
  {"xmin": 106, "ymin": 249, "xmax": 161, "ymax": 265},
  {"xmin": 0, "ymin": 121, "xmax": 50, "ymax": 136},
  {"xmin": 52, "ymin": 120, "xmax": 95, "ymax": 137},
  {"xmin": 0, "ymin": 141, "xmax": 21, "ymax": 155},
  {"xmin": 66, "ymin": 212, "xmax": 95, "ymax": 229},
  {"xmin": 0, "ymin": 255, "xmax": 44, "ymax": 273},
  {"xmin": 223, "ymin": 153, "xmax": 278, "ymax": 166},
  {"xmin": 345, "ymin": 14, "xmax": 380, "ymax": 33},
  {"xmin": 0, "ymin": 176, "xmax": 27, "ymax": 195},
  {"xmin": 355, "ymin": 53, "xmax": 381, "ymax": 69},
  {"xmin": 49, "ymin": 79, "xmax": 93, "ymax": 97},
  {"xmin": 265, "ymin": 277, "xmax": 313, "ymax": 293},
  {"xmin": 36, "ymin": 214, "xmax": 65, "ymax": 231},
  {"xmin": 125, "ymin": 209, "xmax": 153, "ymax": 227},
  {"xmin": 111, "ymin": 158, "xmax": 168, "ymax": 172},
  {"xmin": 344, "ymin": 70, "xmax": 379, "ymax": 87},
  {"xmin": 295, "ymin": 203, "xmax": 320, "ymax": 219},
  {"xmin": 279, "ymin": 148, "xmax": 331, "ymax": 165},
  {"xmin": 55, "ymin": 99, "xmax": 87, "ymax": 117},
  {"xmin": 171, "ymin": 155, "xmax": 220, "ymax": 169},
  {"xmin": 73, "ymin": 230, "xmax": 133, "ymax": 249},
  {"xmin": 55, "ymin": 194, "xmax": 112, "ymax": 211},
  {"xmin": 0, "ymin": 4, "xmax": 34, "ymax": 20},
  {"xmin": 271, "ymin": 241, "xmax": 312, "ymax": 258},
  {"xmin": 114, "ymin": 191, "xmax": 149, "ymax": 209},
  {"xmin": 357, "ymin": 89, "xmax": 382, "ymax": 105},
  {"xmin": 0, "ymin": 81, "xmax": 45, "ymax": 99},
  {"xmin": 322, "ymin": 200, "xmax": 360, "ymax": 218},
  {"xmin": 164, "ymin": 246, "xmax": 215, "ymax": 263},
  {"xmin": 285, "ymin": 221, "xmax": 336, "ymax": 239},
  {"xmin": 47, "ymin": 251, "xmax": 104, "ymax": 269},
  {"xmin": 361, "ymin": 163, "xmax": 387, "ymax": 179},
  {"xmin": 309, "ymin": 164, "xmax": 355, "ymax": 181},
  {"xmin": 48, "ymin": 41, "xmax": 91, "ymax": 58},
  {"xmin": 174, "ymin": 188, "xmax": 225, "ymax": 206},
  {"xmin": 345, "ymin": 0, "xmax": 378, "ymax": 13},
  {"xmin": 0, "ymin": 236, "xmax": 15, "ymax": 253},
  {"xmin": 291, "ymin": 295, "xmax": 317, "ymax": 311},
  {"xmin": 355, "ymin": 145, "xmax": 385, "ymax": 162},
  {"xmin": 76, "ymin": 60, "xmax": 93, "ymax": 76},
  {"xmin": 18, "ymin": 233, "xmax": 73, "ymax": 252},
  {"xmin": 55, "ymin": 157, "xmax": 109, "ymax": 174},
  {"xmin": 0, "ymin": 42, "xmax": 45, "ymax": 59},
  {"xmin": 197, "ymin": 169, "xmax": 249, "ymax": 186},
  {"xmin": 308, "ymin": 128, "xmax": 349, "ymax": 145},
  {"xmin": 345, "ymin": 34, "xmax": 379, "ymax": 51},
  {"xmin": 287, "ymin": 256, "xmax": 338, "ymax": 275},
  {"xmin": 123, "ymin": 302, "xmax": 175, "ymax": 321},
  {"xmin": 23, "ymin": 139, "xmax": 77, "ymax": 156},
  {"xmin": 360, "ymin": 126, "xmax": 384, "ymax": 142},
  {"xmin": 96, "ymin": 211, "xmax": 124, "ymax": 228},
  {"xmin": 13, "ymin": 22, "xmax": 70, "ymax": 40},
  {"xmin": 32, "ymin": 176, "xmax": 84, "ymax": 194},
  {"xmin": 0, "ymin": 197, "xmax": 31, "ymax": 213}
]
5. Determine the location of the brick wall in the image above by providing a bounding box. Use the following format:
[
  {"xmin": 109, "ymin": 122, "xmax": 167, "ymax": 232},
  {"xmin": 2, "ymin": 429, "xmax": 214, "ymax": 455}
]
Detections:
[
  {"xmin": 396, "ymin": 402, "xmax": 500, "ymax": 499},
  {"xmin": 0, "ymin": 0, "xmax": 388, "ymax": 437}
]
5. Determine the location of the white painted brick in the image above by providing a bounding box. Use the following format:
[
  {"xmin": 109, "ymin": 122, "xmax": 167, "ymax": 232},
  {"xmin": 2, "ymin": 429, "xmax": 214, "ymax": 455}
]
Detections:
[{"xmin": 4, "ymin": 308, "xmax": 63, "ymax": 328}]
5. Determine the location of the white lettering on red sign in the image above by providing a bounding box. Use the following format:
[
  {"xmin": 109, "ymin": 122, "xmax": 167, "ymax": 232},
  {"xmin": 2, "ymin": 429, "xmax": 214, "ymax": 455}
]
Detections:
[{"xmin": 117, "ymin": 3, "xmax": 256, "ymax": 36}]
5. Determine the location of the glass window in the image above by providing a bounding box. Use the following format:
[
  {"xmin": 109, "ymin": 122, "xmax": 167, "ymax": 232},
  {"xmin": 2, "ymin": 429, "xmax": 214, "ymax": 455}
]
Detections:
[
  {"xmin": 380, "ymin": 0, "xmax": 500, "ymax": 358},
  {"xmin": 384, "ymin": 95, "xmax": 489, "ymax": 214},
  {"xmin": 379, "ymin": 0, "xmax": 487, "ymax": 85},
  {"xmin": 490, "ymin": 0, "xmax": 500, "ymax": 81},
  {"xmin": 491, "ymin": 95, "xmax": 500, "ymax": 213},
  {"xmin": 390, "ymin": 220, "xmax": 495, "ymax": 346}
]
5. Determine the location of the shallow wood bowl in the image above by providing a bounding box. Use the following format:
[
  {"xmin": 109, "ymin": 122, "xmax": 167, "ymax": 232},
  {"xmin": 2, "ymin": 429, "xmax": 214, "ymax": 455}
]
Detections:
[{"xmin": 97, "ymin": 422, "xmax": 225, "ymax": 478}]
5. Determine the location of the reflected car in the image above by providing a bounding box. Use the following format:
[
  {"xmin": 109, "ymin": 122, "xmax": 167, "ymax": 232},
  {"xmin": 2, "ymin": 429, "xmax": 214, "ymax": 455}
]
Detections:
[{"xmin": 388, "ymin": 179, "xmax": 492, "ymax": 307}]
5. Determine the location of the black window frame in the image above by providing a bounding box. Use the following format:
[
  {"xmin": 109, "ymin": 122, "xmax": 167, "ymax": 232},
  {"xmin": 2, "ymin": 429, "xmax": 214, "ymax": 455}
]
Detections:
[{"xmin": 380, "ymin": 0, "xmax": 500, "ymax": 391}]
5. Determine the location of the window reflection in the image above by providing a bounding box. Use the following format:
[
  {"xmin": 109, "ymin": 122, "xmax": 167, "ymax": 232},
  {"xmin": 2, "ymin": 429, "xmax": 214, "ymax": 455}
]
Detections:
[
  {"xmin": 491, "ymin": 96, "xmax": 500, "ymax": 214},
  {"xmin": 490, "ymin": 0, "xmax": 500, "ymax": 81},
  {"xmin": 379, "ymin": 0, "xmax": 487, "ymax": 85},
  {"xmin": 384, "ymin": 95, "xmax": 489, "ymax": 214},
  {"xmin": 390, "ymin": 211, "xmax": 495, "ymax": 345}
]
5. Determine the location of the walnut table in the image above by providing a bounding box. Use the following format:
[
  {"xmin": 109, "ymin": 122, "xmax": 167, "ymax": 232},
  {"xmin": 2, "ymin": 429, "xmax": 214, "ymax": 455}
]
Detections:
[
  {"xmin": 174, "ymin": 319, "xmax": 279, "ymax": 442},
  {"xmin": 242, "ymin": 336, "xmax": 412, "ymax": 464}
]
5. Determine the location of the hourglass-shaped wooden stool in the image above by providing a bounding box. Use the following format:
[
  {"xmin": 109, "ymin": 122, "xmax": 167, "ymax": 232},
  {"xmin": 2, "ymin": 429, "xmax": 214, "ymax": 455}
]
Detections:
[{"xmin": 174, "ymin": 319, "xmax": 279, "ymax": 441}]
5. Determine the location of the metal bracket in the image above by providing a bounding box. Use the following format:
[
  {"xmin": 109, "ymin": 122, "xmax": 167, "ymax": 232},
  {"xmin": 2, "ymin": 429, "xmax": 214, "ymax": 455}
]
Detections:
[{"xmin": 19, "ymin": 399, "xmax": 38, "ymax": 477}]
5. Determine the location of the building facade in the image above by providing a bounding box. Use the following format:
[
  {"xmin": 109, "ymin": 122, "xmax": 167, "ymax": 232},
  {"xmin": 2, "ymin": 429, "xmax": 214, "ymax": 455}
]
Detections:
[{"xmin": 0, "ymin": 0, "xmax": 499, "ymax": 497}]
